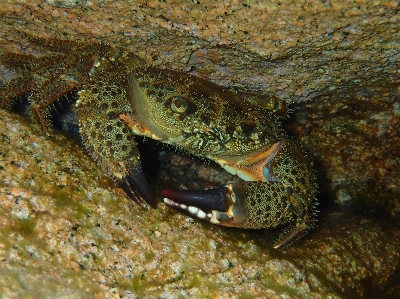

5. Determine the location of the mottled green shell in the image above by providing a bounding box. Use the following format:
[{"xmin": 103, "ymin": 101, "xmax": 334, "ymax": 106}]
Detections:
[{"xmin": 0, "ymin": 33, "xmax": 318, "ymax": 247}]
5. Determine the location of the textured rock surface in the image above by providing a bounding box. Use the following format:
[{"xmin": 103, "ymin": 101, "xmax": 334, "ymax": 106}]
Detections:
[
  {"xmin": 0, "ymin": 109, "xmax": 344, "ymax": 298},
  {"xmin": 0, "ymin": 0, "xmax": 399, "ymax": 220},
  {"xmin": 0, "ymin": 0, "xmax": 398, "ymax": 100},
  {"xmin": 1, "ymin": 109, "xmax": 400, "ymax": 298},
  {"xmin": 1, "ymin": 0, "xmax": 400, "ymax": 298},
  {"xmin": 286, "ymin": 86, "xmax": 400, "ymax": 222}
]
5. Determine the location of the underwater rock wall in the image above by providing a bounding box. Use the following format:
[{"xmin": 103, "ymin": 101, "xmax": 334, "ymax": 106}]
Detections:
[
  {"xmin": 0, "ymin": 1, "xmax": 399, "ymax": 298},
  {"xmin": 0, "ymin": 0, "xmax": 398, "ymax": 100}
]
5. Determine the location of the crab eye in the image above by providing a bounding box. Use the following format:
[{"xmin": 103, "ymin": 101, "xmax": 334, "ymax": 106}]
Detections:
[{"xmin": 170, "ymin": 96, "xmax": 188, "ymax": 113}]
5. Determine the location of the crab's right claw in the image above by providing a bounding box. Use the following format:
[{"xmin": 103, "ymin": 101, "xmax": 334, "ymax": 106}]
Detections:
[
  {"xmin": 77, "ymin": 113, "xmax": 157, "ymax": 209},
  {"xmin": 73, "ymin": 63, "xmax": 158, "ymax": 208}
]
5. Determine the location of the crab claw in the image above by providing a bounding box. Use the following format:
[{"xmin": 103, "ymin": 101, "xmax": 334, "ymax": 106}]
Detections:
[
  {"xmin": 162, "ymin": 187, "xmax": 235, "ymax": 222},
  {"xmin": 74, "ymin": 66, "xmax": 158, "ymax": 209},
  {"xmin": 162, "ymin": 181, "xmax": 273, "ymax": 228},
  {"xmin": 116, "ymin": 163, "xmax": 157, "ymax": 208},
  {"xmin": 163, "ymin": 179, "xmax": 316, "ymax": 248}
]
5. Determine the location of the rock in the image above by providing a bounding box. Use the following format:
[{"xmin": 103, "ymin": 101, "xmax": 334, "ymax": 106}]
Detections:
[
  {"xmin": 1, "ymin": 1, "xmax": 398, "ymax": 221},
  {"xmin": 46, "ymin": 0, "xmax": 83, "ymax": 9},
  {"xmin": 0, "ymin": 0, "xmax": 398, "ymax": 101},
  {"xmin": 1, "ymin": 109, "xmax": 399, "ymax": 298},
  {"xmin": 1, "ymin": 1, "xmax": 400, "ymax": 297},
  {"xmin": 285, "ymin": 86, "xmax": 400, "ymax": 222},
  {"xmin": 0, "ymin": 109, "xmax": 343, "ymax": 298}
]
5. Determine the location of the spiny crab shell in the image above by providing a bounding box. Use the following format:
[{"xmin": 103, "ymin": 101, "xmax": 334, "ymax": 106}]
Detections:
[{"xmin": 0, "ymin": 33, "xmax": 318, "ymax": 248}]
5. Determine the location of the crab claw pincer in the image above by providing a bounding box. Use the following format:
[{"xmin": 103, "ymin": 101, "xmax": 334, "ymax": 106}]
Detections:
[
  {"xmin": 162, "ymin": 182, "xmax": 263, "ymax": 227},
  {"xmin": 117, "ymin": 165, "xmax": 157, "ymax": 209},
  {"xmin": 162, "ymin": 171, "xmax": 317, "ymax": 248}
]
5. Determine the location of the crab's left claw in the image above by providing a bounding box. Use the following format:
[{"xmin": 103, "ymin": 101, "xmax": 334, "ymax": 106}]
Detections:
[
  {"xmin": 162, "ymin": 138, "xmax": 318, "ymax": 248},
  {"xmin": 162, "ymin": 181, "xmax": 315, "ymax": 248},
  {"xmin": 162, "ymin": 181, "xmax": 294, "ymax": 229}
]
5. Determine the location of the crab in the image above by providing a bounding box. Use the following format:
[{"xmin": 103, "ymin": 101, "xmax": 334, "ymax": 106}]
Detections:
[{"xmin": 0, "ymin": 33, "xmax": 318, "ymax": 248}]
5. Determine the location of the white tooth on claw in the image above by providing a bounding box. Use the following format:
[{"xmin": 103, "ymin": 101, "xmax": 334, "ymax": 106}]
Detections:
[
  {"xmin": 188, "ymin": 206, "xmax": 199, "ymax": 215},
  {"xmin": 163, "ymin": 198, "xmax": 174, "ymax": 205},
  {"xmin": 196, "ymin": 210, "xmax": 206, "ymax": 219},
  {"xmin": 209, "ymin": 211, "xmax": 220, "ymax": 224},
  {"xmin": 164, "ymin": 198, "xmax": 212, "ymax": 221}
]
